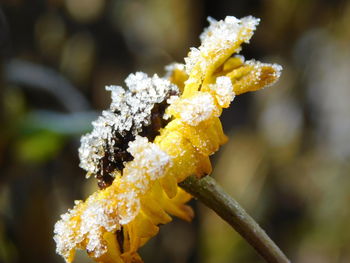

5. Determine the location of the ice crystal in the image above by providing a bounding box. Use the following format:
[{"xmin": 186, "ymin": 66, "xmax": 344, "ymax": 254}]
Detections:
[
  {"xmin": 54, "ymin": 136, "xmax": 171, "ymax": 260},
  {"xmin": 170, "ymin": 92, "xmax": 220, "ymax": 126},
  {"xmin": 54, "ymin": 196, "xmax": 121, "ymax": 261},
  {"xmin": 245, "ymin": 60, "xmax": 282, "ymax": 87},
  {"xmin": 210, "ymin": 76, "xmax": 235, "ymax": 107},
  {"xmin": 118, "ymin": 136, "xmax": 172, "ymax": 223},
  {"xmin": 123, "ymin": 136, "xmax": 172, "ymax": 194},
  {"xmin": 78, "ymin": 72, "xmax": 178, "ymax": 181},
  {"xmin": 185, "ymin": 16, "xmax": 260, "ymax": 74}
]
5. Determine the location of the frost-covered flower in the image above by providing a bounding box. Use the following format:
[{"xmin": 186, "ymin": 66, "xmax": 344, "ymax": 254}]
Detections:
[{"xmin": 54, "ymin": 16, "xmax": 282, "ymax": 263}]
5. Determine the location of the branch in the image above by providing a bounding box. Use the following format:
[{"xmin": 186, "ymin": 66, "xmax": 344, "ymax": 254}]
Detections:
[{"xmin": 179, "ymin": 175, "xmax": 290, "ymax": 263}]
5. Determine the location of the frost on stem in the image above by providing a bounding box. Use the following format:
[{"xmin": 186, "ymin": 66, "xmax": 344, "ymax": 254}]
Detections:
[{"xmin": 78, "ymin": 72, "xmax": 179, "ymax": 188}]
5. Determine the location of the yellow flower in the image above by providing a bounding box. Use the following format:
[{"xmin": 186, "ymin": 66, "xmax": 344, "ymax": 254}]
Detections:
[{"xmin": 54, "ymin": 16, "xmax": 281, "ymax": 263}]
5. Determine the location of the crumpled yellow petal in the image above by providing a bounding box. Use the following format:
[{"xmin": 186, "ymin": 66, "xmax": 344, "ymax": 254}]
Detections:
[
  {"xmin": 86, "ymin": 179, "xmax": 194, "ymax": 263},
  {"xmin": 154, "ymin": 129, "xmax": 212, "ymax": 183},
  {"xmin": 93, "ymin": 232, "xmax": 123, "ymax": 263},
  {"xmin": 227, "ymin": 60, "xmax": 282, "ymax": 95},
  {"xmin": 183, "ymin": 16, "xmax": 260, "ymax": 97}
]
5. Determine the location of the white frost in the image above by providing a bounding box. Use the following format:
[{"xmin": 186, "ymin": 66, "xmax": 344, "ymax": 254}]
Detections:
[
  {"xmin": 78, "ymin": 72, "xmax": 178, "ymax": 177},
  {"xmin": 185, "ymin": 16, "xmax": 260, "ymax": 75},
  {"xmin": 210, "ymin": 76, "xmax": 235, "ymax": 107},
  {"xmin": 175, "ymin": 92, "xmax": 220, "ymax": 126}
]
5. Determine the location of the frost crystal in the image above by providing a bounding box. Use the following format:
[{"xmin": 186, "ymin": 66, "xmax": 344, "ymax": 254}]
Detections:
[
  {"xmin": 210, "ymin": 76, "xmax": 235, "ymax": 107},
  {"xmin": 173, "ymin": 92, "xmax": 220, "ymax": 126},
  {"xmin": 54, "ymin": 196, "xmax": 121, "ymax": 261},
  {"xmin": 185, "ymin": 16, "xmax": 260, "ymax": 74},
  {"xmin": 184, "ymin": 47, "xmax": 202, "ymax": 74},
  {"xmin": 54, "ymin": 136, "xmax": 172, "ymax": 260},
  {"xmin": 125, "ymin": 136, "xmax": 171, "ymax": 185},
  {"xmin": 245, "ymin": 60, "xmax": 283, "ymax": 86},
  {"xmin": 118, "ymin": 136, "xmax": 172, "ymax": 223},
  {"xmin": 78, "ymin": 72, "xmax": 178, "ymax": 182}
]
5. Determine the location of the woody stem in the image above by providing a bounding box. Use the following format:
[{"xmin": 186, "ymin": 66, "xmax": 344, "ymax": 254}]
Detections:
[{"xmin": 179, "ymin": 175, "xmax": 290, "ymax": 263}]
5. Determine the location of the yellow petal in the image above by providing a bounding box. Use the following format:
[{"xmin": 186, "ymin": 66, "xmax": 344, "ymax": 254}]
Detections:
[
  {"xmin": 167, "ymin": 118, "xmax": 227, "ymax": 156},
  {"xmin": 150, "ymin": 182, "xmax": 194, "ymax": 222},
  {"xmin": 222, "ymin": 56, "xmax": 245, "ymax": 72},
  {"xmin": 140, "ymin": 195, "xmax": 172, "ymax": 225},
  {"xmin": 227, "ymin": 60, "xmax": 282, "ymax": 95},
  {"xmin": 160, "ymin": 173, "xmax": 178, "ymax": 198},
  {"xmin": 183, "ymin": 16, "xmax": 260, "ymax": 97},
  {"xmin": 93, "ymin": 232, "xmax": 124, "ymax": 263},
  {"xmin": 126, "ymin": 211, "xmax": 159, "ymax": 252}
]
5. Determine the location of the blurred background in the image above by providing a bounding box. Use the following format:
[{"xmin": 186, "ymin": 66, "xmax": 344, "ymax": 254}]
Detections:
[{"xmin": 1, "ymin": 0, "xmax": 350, "ymax": 262}]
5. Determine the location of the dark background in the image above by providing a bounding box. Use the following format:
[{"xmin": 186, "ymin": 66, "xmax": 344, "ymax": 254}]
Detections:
[{"xmin": 1, "ymin": 0, "xmax": 350, "ymax": 262}]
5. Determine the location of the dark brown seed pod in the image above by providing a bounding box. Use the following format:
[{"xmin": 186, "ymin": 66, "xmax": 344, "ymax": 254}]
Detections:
[{"xmin": 78, "ymin": 72, "xmax": 179, "ymax": 189}]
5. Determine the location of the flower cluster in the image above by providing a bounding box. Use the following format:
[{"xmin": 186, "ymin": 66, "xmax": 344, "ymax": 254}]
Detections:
[{"xmin": 54, "ymin": 16, "xmax": 282, "ymax": 263}]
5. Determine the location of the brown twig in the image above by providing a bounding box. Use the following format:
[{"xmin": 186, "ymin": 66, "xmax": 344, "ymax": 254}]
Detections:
[{"xmin": 179, "ymin": 175, "xmax": 290, "ymax": 263}]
